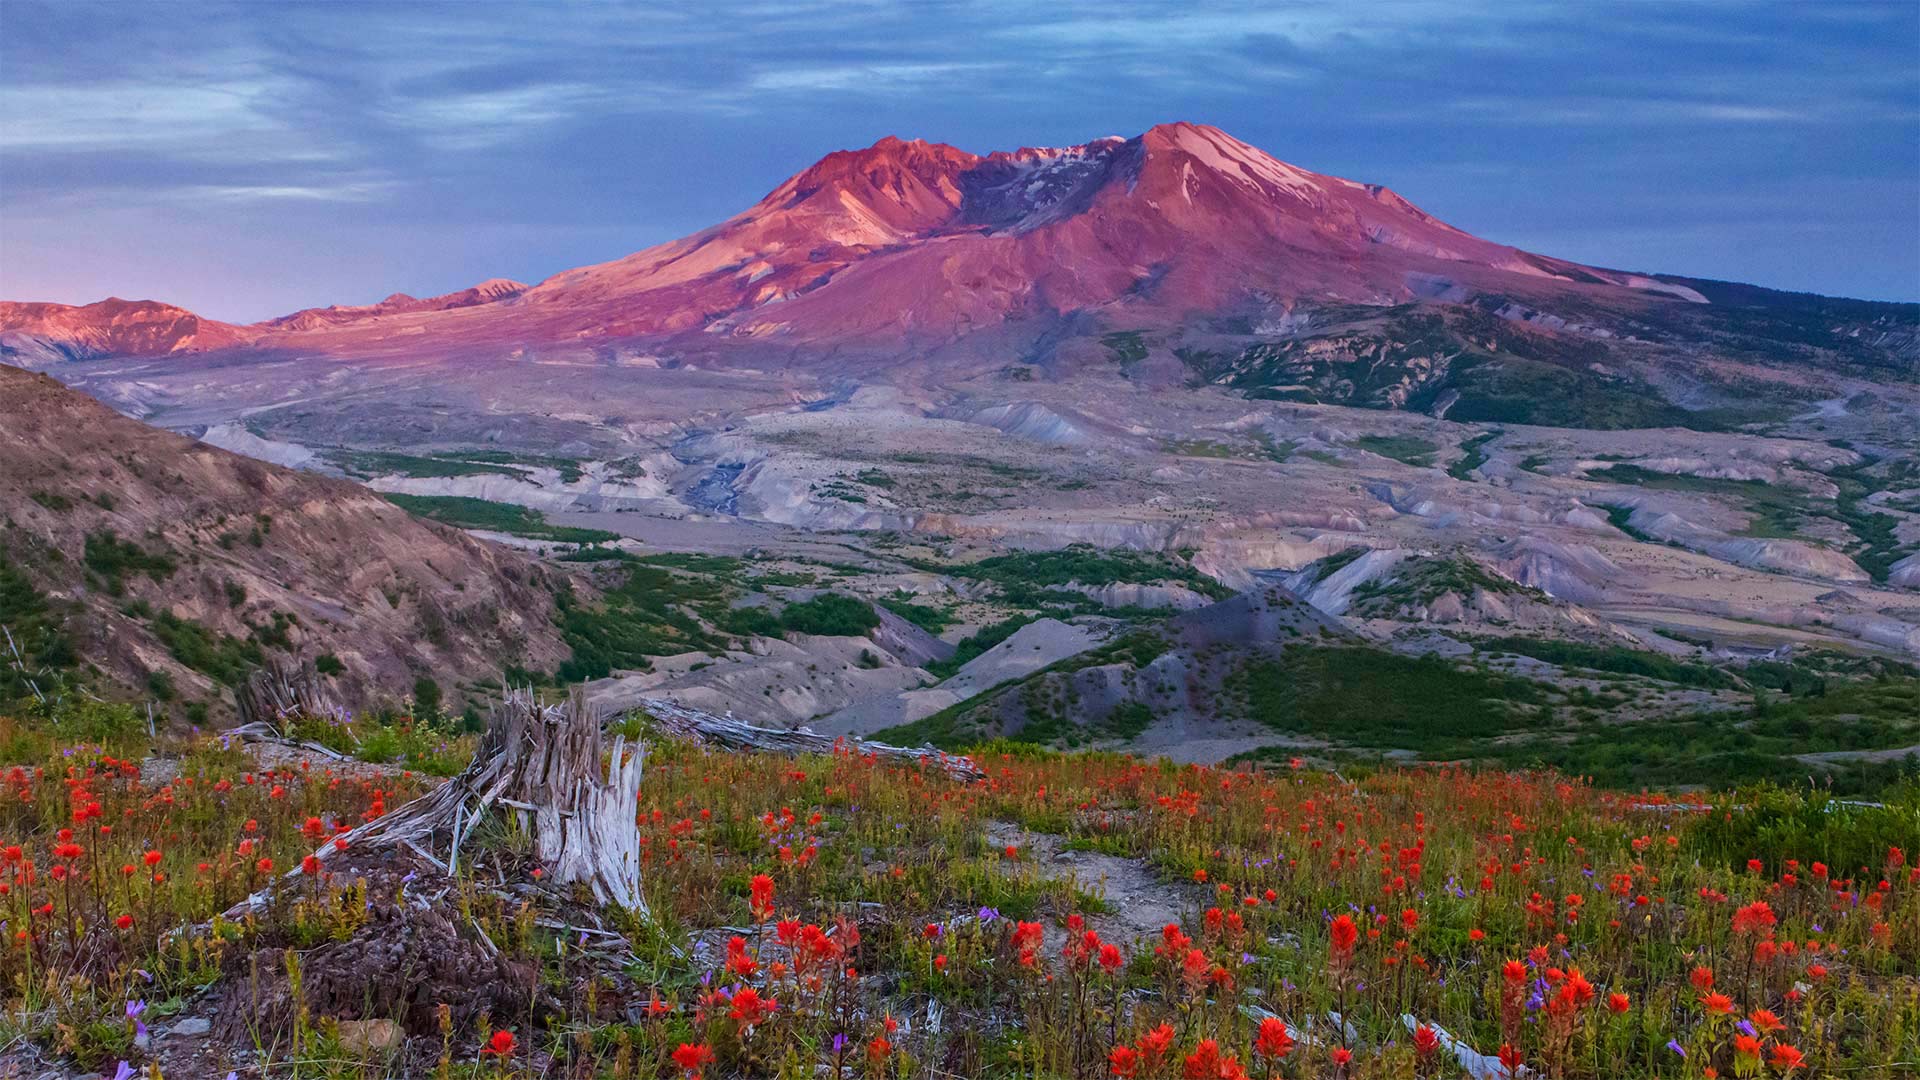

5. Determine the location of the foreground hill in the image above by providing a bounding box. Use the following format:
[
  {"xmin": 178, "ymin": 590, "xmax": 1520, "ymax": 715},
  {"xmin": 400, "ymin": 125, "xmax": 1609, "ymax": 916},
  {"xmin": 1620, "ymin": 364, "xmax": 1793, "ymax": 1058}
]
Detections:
[
  {"xmin": 0, "ymin": 690, "xmax": 1910, "ymax": 1078},
  {"xmin": 0, "ymin": 367, "xmax": 569, "ymax": 714}
]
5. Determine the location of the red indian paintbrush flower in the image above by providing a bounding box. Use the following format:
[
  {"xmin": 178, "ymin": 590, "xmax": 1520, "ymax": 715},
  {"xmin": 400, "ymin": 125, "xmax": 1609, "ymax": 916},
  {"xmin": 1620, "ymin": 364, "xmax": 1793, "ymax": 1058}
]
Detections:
[
  {"xmin": 671, "ymin": 1042, "xmax": 714, "ymax": 1078},
  {"xmin": 1329, "ymin": 913, "xmax": 1358, "ymax": 957},
  {"xmin": 1255, "ymin": 1016, "xmax": 1294, "ymax": 1059}
]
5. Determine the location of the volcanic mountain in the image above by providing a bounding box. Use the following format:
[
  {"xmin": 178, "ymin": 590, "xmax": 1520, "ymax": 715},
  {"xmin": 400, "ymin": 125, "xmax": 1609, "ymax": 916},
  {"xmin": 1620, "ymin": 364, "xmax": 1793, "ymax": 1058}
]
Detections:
[
  {"xmin": 511, "ymin": 122, "xmax": 1709, "ymax": 345},
  {"xmin": 4, "ymin": 122, "xmax": 1912, "ymax": 400}
]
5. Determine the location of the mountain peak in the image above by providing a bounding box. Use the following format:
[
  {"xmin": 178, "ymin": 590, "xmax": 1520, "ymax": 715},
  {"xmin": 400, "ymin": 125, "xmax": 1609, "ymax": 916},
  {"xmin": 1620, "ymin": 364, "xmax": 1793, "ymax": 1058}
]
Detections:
[{"xmin": 6, "ymin": 122, "xmax": 1738, "ymax": 364}]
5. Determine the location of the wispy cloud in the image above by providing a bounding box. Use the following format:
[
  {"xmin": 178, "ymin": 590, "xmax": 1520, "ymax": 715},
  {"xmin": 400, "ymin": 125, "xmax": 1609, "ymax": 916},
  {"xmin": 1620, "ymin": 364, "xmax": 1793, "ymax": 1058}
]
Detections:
[
  {"xmin": 0, "ymin": 0, "xmax": 1913, "ymax": 315},
  {"xmin": 0, "ymin": 76, "xmax": 336, "ymax": 160}
]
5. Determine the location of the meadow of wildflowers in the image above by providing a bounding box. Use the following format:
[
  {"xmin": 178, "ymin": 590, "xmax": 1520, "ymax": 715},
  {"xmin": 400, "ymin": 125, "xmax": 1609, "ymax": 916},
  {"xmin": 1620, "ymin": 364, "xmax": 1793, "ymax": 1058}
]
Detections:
[{"xmin": 0, "ymin": 726, "xmax": 1913, "ymax": 1078}]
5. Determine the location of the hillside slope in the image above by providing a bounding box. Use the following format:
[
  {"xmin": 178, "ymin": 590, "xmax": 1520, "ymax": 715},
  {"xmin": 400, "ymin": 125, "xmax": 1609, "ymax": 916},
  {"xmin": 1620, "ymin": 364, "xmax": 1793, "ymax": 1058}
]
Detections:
[{"xmin": 0, "ymin": 367, "xmax": 570, "ymax": 715}]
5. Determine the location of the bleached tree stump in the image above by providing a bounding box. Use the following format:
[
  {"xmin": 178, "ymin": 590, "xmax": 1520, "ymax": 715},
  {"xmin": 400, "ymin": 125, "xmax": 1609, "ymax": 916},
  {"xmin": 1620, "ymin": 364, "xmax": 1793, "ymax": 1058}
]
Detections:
[
  {"xmin": 235, "ymin": 659, "xmax": 345, "ymax": 729},
  {"xmin": 221, "ymin": 687, "xmax": 646, "ymax": 920}
]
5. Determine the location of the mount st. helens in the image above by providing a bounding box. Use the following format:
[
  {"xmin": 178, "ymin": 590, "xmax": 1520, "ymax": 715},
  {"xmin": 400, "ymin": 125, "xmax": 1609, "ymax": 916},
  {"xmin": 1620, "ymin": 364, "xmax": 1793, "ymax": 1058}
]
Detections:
[{"xmin": 6, "ymin": 121, "xmax": 1910, "ymax": 398}]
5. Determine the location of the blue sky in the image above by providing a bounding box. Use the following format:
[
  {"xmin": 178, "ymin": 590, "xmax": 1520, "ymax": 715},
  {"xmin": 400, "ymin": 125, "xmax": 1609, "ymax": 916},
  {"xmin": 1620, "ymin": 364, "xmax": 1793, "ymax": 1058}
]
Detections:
[{"xmin": 3, "ymin": 1, "xmax": 1916, "ymax": 321}]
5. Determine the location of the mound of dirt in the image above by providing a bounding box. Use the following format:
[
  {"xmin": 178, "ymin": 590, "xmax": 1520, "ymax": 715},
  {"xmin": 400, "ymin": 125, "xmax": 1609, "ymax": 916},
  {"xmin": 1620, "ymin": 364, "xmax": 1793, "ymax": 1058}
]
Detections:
[{"xmin": 211, "ymin": 851, "xmax": 550, "ymax": 1048}]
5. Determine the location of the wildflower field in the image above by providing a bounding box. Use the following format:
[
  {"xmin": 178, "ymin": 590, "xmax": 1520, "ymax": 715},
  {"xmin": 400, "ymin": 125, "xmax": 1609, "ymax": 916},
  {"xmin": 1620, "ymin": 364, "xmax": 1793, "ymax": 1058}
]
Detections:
[{"xmin": 0, "ymin": 718, "xmax": 1915, "ymax": 1079}]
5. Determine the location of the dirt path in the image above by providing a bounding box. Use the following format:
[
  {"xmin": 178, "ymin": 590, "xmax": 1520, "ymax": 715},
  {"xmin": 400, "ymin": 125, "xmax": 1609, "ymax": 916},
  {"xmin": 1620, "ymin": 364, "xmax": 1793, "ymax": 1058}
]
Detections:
[{"xmin": 986, "ymin": 820, "xmax": 1195, "ymax": 948}]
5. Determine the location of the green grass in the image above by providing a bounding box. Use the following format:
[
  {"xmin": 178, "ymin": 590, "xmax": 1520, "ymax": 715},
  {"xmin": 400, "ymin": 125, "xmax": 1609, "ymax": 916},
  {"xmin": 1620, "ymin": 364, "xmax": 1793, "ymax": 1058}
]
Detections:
[
  {"xmin": 1355, "ymin": 434, "xmax": 1438, "ymax": 468},
  {"xmin": 1442, "ymin": 355, "xmax": 1705, "ymax": 431},
  {"xmin": 1446, "ymin": 430, "xmax": 1501, "ymax": 481},
  {"xmin": 1478, "ymin": 636, "xmax": 1740, "ymax": 689},
  {"xmin": 1599, "ymin": 503, "xmax": 1658, "ymax": 543},
  {"xmin": 0, "ymin": 553, "xmax": 76, "ymax": 699},
  {"xmin": 383, "ymin": 494, "xmax": 619, "ymax": 544},
  {"xmin": 1599, "ymin": 460, "xmax": 1918, "ymax": 579},
  {"xmin": 924, "ymin": 614, "xmax": 1054, "ymax": 680},
  {"xmin": 1472, "ymin": 678, "xmax": 1920, "ymax": 795},
  {"xmin": 1227, "ymin": 644, "xmax": 1552, "ymax": 753},
  {"xmin": 1160, "ymin": 438, "xmax": 1248, "ymax": 459},
  {"xmin": 147, "ymin": 612, "xmax": 264, "ymax": 687},
  {"xmin": 932, "ymin": 544, "xmax": 1231, "ymax": 603},
  {"xmin": 552, "ymin": 564, "xmax": 733, "ymax": 682},
  {"xmin": 776, "ymin": 593, "xmax": 880, "ymax": 637},
  {"xmin": 330, "ymin": 449, "xmax": 529, "ymax": 481},
  {"xmin": 83, "ymin": 530, "xmax": 176, "ymax": 594},
  {"xmin": 879, "ymin": 595, "xmax": 957, "ymax": 634},
  {"xmin": 1345, "ymin": 554, "xmax": 1533, "ymax": 613}
]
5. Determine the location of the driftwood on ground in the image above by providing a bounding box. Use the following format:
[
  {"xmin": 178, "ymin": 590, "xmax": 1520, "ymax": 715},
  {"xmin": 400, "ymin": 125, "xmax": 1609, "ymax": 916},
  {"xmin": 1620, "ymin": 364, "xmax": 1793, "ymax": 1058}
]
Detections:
[{"xmin": 635, "ymin": 697, "xmax": 985, "ymax": 782}]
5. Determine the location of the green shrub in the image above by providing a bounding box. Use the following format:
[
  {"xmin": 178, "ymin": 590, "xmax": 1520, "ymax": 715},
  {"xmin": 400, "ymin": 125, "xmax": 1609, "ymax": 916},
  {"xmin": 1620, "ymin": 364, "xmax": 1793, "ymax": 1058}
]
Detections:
[{"xmin": 778, "ymin": 593, "xmax": 880, "ymax": 637}]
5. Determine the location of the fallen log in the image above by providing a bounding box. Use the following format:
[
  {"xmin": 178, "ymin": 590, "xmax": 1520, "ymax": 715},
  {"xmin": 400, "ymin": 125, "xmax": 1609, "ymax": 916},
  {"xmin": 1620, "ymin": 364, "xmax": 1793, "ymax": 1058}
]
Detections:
[{"xmin": 634, "ymin": 698, "xmax": 985, "ymax": 783}]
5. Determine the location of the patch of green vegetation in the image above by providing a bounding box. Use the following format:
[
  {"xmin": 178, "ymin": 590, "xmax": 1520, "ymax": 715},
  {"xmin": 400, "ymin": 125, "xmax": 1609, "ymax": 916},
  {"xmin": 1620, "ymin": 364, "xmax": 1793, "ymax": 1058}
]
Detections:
[
  {"xmin": 715, "ymin": 605, "xmax": 782, "ymax": 638},
  {"xmin": 1599, "ymin": 504, "xmax": 1657, "ymax": 543},
  {"xmin": 329, "ymin": 449, "xmax": 529, "ymax": 481},
  {"xmin": 887, "ymin": 628, "xmax": 1172, "ymax": 748},
  {"xmin": 1346, "ymin": 554, "xmax": 1533, "ymax": 613},
  {"xmin": 556, "ymin": 547, "xmax": 637, "ymax": 562},
  {"xmin": 1601, "ymin": 459, "xmax": 1918, "ymax": 579},
  {"xmin": 1825, "ymin": 457, "xmax": 1918, "ymax": 582},
  {"xmin": 1479, "ymin": 636, "xmax": 1739, "ymax": 689},
  {"xmin": 553, "ymin": 563, "xmax": 733, "ymax": 683},
  {"xmin": 1692, "ymin": 785, "xmax": 1920, "ymax": 875},
  {"xmin": 0, "ymin": 553, "xmax": 77, "ymax": 699},
  {"xmin": 637, "ymin": 552, "xmax": 745, "ymax": 575},
  {"xmin": 1308, "ymin": 546, "xmax": 1369, "ymax": 582},
  {"xmin": 935, "ymin": 544, "xmax": 1231, "ymax": 604},
  {"xmin": 777, "ymin": 593, "xmax": 880, "ymax": 637},
  {"xmin": 29, "ymin": 491, "xmax": 73, "ymax": 512},
  {"xmin": 382, "ymin": 494, "xmax": 619, "ymax": 544},
  {"xmin": 433, "ymin": 449, "xmax": 587, "ymax": 483},
  {"xmin": 1227, "ymin": 644, "xmax": 1552, "ymax": 753},
  {"xmin": 1355, "ymin": 434, "xmax": 1438, "ymax": 468},
  {"xmin": 147, "ymin": 612, "xmax": 264, "ymax": 686},
  {"xmin": 1446, "ymin": 430, "xmax": 1501, "ymax": 481},
  {"xmin": 1254, "ymin": 432, "xmax": 1299, "ymax": 463},
  {"xmin": 1101, "ymin": 331, "xmax": 1148, "ymax": 369},
  {"xmin": 879, "ymin": 595, "xmax": 957, "ymax": 634},
  {"xmin": 1160, "ymin": 439, "xmax": 1248, "ymax": 460},
  {"xmin": 1100, "ymin": 700, "xmax": 1156, "ymax": 740},
  {"xmin": 1443, "ymin": 355, "xmax": 1704, "ymax": 431},
  {"xmin": 1598, "ymin": 465, "xmax": 1810, "ymax": 541},
  {"xmin": 924, "ymin": 614, "xmax": 1052, "ymax": 680},
  {"xmin": 83, "ymin": 531, "xmax": 175, "ymax": 595},
  {"xmin": 1472, "ymin": 678, "xmax": 1920, "ymax": 795}
]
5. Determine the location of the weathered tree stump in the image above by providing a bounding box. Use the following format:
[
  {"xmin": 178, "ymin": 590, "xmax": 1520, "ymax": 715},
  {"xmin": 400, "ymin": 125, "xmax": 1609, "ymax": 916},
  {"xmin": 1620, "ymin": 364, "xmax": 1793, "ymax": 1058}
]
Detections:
[
  {"xmin": 221, "ymin": 686, "xmax": 645, "ymax": 919},
  {"xmin": 235, "ymin": 658, "xmax": 345, "ymax": 728}
]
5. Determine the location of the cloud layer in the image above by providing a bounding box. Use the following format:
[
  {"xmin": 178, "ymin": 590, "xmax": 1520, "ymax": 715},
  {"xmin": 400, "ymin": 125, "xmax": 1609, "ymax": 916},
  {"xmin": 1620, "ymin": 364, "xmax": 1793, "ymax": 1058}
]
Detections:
[{"xmin": 3, "ymin": 1, "xmax": 1915, "ymax": 320}]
